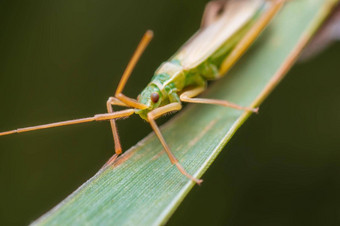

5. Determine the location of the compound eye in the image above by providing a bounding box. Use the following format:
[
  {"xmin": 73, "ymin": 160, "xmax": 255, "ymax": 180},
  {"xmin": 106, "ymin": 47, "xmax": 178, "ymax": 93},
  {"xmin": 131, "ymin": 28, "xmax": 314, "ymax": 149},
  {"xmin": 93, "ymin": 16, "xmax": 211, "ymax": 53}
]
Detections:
[{"xmin": 150, "ymin": 92, "xmax": 159, "ymax": 103}]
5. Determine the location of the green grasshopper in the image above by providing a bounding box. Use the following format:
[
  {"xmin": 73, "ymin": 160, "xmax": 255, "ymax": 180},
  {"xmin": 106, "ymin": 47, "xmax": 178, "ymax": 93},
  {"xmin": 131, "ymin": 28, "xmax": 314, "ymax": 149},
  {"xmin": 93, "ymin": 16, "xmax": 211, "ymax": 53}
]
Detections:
[{"xmin": 0, "ymin": 0, "xmax": 285, "ymax": 184}]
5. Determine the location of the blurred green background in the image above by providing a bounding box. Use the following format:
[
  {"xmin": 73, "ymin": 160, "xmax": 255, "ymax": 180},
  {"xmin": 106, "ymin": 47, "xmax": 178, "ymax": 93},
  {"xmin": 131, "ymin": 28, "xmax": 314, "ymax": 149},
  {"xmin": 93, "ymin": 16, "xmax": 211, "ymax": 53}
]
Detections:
[{"xmin": 0, "ymin": 0, "xmax": 339, "ymax": 225}]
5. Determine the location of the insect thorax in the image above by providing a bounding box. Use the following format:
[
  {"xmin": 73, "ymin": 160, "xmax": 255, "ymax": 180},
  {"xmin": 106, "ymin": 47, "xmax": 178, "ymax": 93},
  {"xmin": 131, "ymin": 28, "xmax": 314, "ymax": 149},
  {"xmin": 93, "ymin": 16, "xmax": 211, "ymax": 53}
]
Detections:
[{"xmin": 152, "ymin": 61, "xmax": 208, "ymax": 94}]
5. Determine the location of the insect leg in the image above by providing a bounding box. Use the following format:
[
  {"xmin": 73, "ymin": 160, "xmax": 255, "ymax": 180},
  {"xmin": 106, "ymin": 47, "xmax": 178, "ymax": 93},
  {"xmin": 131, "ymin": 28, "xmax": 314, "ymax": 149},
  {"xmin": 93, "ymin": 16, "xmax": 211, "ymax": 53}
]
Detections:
[
  {"xmin": 104, "ymin": 97, "xmax": 132, "ymax": 165},
  {"xmin": 201, "ymin": 0, "xmax": 227, "ymax": 28},
  {"xmin": 180, "ymin": 86, "xmax": 258, "ymax": 113},
  {"xmin": 114, "ymin": 30, "xmax": 153, "ymax": 110},
  {"xmin": 219, "ymin": 0, "xmax": 285, "ymax": 75},
  {"xmin": 147, "ymin": 103, "xmax": 203, "ymax": 185}
]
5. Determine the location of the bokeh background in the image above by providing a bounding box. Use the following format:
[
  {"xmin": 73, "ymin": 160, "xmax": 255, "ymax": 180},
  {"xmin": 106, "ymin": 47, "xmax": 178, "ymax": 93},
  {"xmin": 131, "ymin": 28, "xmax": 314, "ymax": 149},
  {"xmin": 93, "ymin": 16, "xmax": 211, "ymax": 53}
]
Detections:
[{"xmin": 0, "ymin": 0, "xmax": 339, "ymax": 225}]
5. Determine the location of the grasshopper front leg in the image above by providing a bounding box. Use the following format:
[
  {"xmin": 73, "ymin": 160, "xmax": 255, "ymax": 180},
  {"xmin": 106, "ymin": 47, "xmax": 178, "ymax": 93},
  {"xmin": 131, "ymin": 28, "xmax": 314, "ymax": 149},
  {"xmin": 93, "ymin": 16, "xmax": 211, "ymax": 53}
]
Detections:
[
  {"xmin": 105, "ymin": 30, "xmax": 154, "ymax": 165},
  {"xmin": 147, "ymin": 103, "xmax": 203, "ymax": 185}
]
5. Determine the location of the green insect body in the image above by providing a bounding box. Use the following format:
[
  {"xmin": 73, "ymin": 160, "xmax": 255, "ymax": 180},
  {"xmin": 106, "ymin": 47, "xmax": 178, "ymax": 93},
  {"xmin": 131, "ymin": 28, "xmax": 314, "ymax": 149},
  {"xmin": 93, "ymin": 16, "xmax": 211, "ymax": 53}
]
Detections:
[
  {"xmin": 136, "ymin": 0, "xmax": 266, "ymax": 120},
  {"xmin": 0, "ymin": 0, "xmax": 284, "ymax": 184}
]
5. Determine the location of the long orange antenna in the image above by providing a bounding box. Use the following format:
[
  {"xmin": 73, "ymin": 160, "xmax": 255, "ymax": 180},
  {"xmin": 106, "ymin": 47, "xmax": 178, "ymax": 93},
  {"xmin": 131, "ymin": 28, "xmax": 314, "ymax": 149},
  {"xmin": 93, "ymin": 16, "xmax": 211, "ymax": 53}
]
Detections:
[
  {"xmin": 0, "ymin": 109, "xmax": 135, "ymax": 136},
  {"xmin": 114, "ymin": 30, "xmax": 153, "ymax": 109},
  {"xmin": 115, "ymin": 30, "xmax": 153, "ymax": 95}
]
